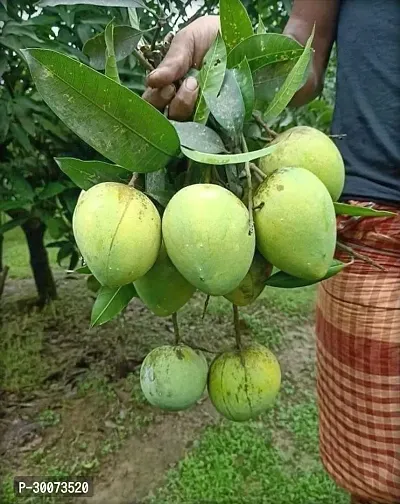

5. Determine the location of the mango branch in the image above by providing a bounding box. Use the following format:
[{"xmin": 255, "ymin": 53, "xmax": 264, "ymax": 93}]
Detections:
[
  {"xmin": 233, "ymin": 304, "xmax": 242, "ymax": 350},
  {"xmin": 252, "ymin": 112, "xmax": 278, "ymax": 139},
  {"xmin": 250, "ymin": 162, "xmax": 266, "ymax": 181},
  {"xmin": 172, "ymin": 312, "xmax": 180, "ymax": 344},
  {"xmin": 128, "ymin": 173, "xmax": 139, "ymax": 187},
  {"xmin": 241, "ymin": 136, "xmax": 254, "ymax": 235},
  {"xmin": 336, "ymin": 241, "xmax": 386, "ymax": 271}
]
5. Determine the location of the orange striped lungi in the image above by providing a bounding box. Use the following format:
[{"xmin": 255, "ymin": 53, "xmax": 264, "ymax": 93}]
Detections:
[{"xmin": 315, "ymin": 200, "xmax": 400, "ymax": 504}]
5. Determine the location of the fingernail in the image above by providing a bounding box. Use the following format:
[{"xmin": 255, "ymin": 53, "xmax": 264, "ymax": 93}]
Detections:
[
  {"xmin": 185, "ymin": 76, "xmax": 198, "ymax": 91},
  {"xmin": 161, "ymin": 84, "xmax": 175, "ymax": 99}
]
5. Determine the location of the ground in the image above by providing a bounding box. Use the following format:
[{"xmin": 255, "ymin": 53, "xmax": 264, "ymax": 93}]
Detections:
[{"xmin": 0, "ymin": 227, "xmax": 349, "ymax": 504}]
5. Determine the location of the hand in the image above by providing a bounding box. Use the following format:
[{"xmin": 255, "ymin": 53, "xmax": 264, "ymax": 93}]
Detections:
[{"xmin": 143, "ymin": 15, "xmax": 220, "ymax": 121}]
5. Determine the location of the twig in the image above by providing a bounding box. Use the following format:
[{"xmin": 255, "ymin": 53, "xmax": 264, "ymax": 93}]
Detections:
[
  {"xmin": 250, "ymin": 162, "xmax": 266, "ymax": 181},
  {"xmin": 132, "ymin": 48, "xmax": 154, "ymax": 72},
  {"xmin": 151, "ymin": 17, "xmax": 166, "ymax": 51},
  {"xmin": 252, "ymin": 112, "xmax": 278, "ymax": 139},
  {"xmin": 241, "ymin": 136, "xmax": 254, "ymax": 235},
  {"xmin": 336, "ymin": 241, "xmax": 386, "ymax": 271},
  {"xmin": 202, "ymin": 295, "xmax": 211, "ymax": 320},
  {"xmin": 178, "ymin": 4, "xmax": 207, "ymax": 30},
  {"xmin": 233, "ymin": 304, "xmax": 242, "ymax": 350},
  {"xmin": 128, "ymin": 173, "xmax": 138, "ymax": 187},
  {"xmin": 172, "ymin": 312, "xmax": 180, "ymax": 345}
]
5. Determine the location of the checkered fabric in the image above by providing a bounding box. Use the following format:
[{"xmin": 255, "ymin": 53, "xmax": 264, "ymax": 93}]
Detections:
[{"xmin": 315, "ymin": 201, "xmax": 400, "ymax": 504}]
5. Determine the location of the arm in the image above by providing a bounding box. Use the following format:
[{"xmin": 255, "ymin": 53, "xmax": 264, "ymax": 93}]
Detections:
[{"xmin": 284, "ymin": 0, "xmax": 340, "ymax": 107}]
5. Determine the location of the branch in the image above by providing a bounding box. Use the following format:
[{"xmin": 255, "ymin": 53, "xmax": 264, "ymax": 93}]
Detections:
[
  {"xmin": 132, "ymin": 48, "xmax": 154, "ymax": 72},
  {"xmin": 336, "ymin": 241, "xmax": 386, "ymax": 272},
  {"xmin": 250, "ymin": 162, "xmax": 266, "ymax": 181},
  {"xmin": 233, "ymin": 304, "xmax": 242, "ymax": 350},
  {"xmin": 252, "ymin": 112, "xmax": 278, "ymax": 139},
  {"xmin": 172, "ymin": 312, "xmax": 180, "ymax": 345},
  {"xmin": 241, "ymin": 136, "xmax": 254, "ymax": 235}
]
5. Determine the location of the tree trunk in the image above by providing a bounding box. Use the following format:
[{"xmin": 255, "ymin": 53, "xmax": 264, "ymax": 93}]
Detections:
[{"xmin": 22, "ymin": 218, "xmax": 57, "ymax": 306}]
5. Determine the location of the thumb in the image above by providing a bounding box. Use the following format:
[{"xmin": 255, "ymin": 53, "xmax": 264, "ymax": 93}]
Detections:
[{"xmin": 146, "ymin": 32, "xmax": 194, "ymax": 88}]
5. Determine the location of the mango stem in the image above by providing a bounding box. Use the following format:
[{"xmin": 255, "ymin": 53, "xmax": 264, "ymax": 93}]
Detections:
[
  {"xmin": 128, "ymin": 173, "xmax": 138, "ymax": 187},
  {"xmin": 202, "ymin": 295, "xmax": 211, "ymax": 320},
  {"xmin": 172, "ymin": 312, "xmax": 180, "ymax": 345},
  {"xmin": 233, "ymin": 304, "xmax": 242, "ymax": 350},
  {"xmin": 250, "ymin": 162, "xmax": 266, "ymax": 181},
  {"xmin": 241, "ymin": 135, "xmax": 254, "ymax": 236}
]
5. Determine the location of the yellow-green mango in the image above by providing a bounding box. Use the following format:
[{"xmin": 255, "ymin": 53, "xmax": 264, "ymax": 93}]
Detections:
[
  {"xmin": 259, "ymin": 126, "xmax": 345, "ymax": 201},
  {"xmin": 162, "ymin": 184, "xmax": 255, "ymax": 296},
  {"xmin": 73, "ymin": 182, "xmax": 161, "ymax": 287},
  {"xmin": 134, "ymin": 242, "xmax": 196, "ymax": 317},
  {"xmin": 140, "ymin": 345, "xmax": 208, "ymax": 411},
  {"xmin": 224, "ymin": 252, "xmax": 272, "ymax": 306},
  {"xmin": 207, "ymin": 344, "xmax": 281, "ymax": 422},
  {"xmin": 253, "ymin": 167, "xmax": 337, "ymax": 281}
]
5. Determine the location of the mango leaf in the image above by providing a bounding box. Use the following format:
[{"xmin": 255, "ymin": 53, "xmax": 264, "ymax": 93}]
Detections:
[
  {"xmin": 227, "ymin": 34, "xmax": 303, "ymax": 72},
  {"xmin": 193, "ymin": 33, "xmax": 227, "ymax": 124},
  {"xmin": 38, "ymin": 0, "xmax": 147, "ymax": 7},
  {"xmin": 1, "ymin": 0, "xmax": 7, "ymax": 10},
  {"xmin": 253, "ymin": 59, "xmax": 297, "ymax": 106},
  {"xmin": 0, "ymin": 52, "xmax": 9, "ymax": 78},
  {"xmin": 264, "ymin": 27, "xmax": 314, "ymax": 121},
  {"xmin": 334, "ymin": 202, "xmax": 397, "ymax": 218},
  {"xmin": 57, "ymin": 242, "xmax": 75, "ymax": 267},
  {"xmin": 170, "ymin": 121, "xmax": 227, "ymax": 154},
  {"xmin": 0, "ymin": 200, "xmax": 31, "ymax": 212},
  {"xmin": 220, "ymin": 0, "xmax": 253, "ymax": 54},
  {"xmin": 0, "ymin": 216, "xmax": 28, "ymax": 234},
  {"xmin": 181, "ymin": 143, "xmax": 276, "ymax": 166},
  {"xmin": 46, "ymin": 217, "xmax": 69, "ymax": 239},
  {"xmin": 104, "ymin": 22, "xmax": 120, "ymax": 83},
  {"xmin": 232, "ymin": 58, "xmax": 254, "ymax": 120},
  {"xmin": 145, "ymin": 190, "xmax": 175, "ymax": 208},
  {"xmin": 75, "ymin": 265, "xmax": 91, "ymax": 274},
  {"xmin": 83, "ymin": 25, "xmax": 143, "ymax": 70},
  {"xmin": 55, "ymin": 158, "xmax": 130, "ymax": 190},
  {"xmin": 91, "ymin": 284, "xmax": 138, "ymax": 327},
  {"xmin": 257, "ymin": 16, "xmax": 266, "ymax": 35},
  {"xmin": 265, "ymin": 259, "xmax": 348, "ymax": 288},
  {"xmin": 37, "ymin": 181, "xmax": 67, "ymax": 200},
  {"xmin": 23, "ymin": 49, "xmax": 180, "ymax": 173},
  {"xmin": 204, "ymin": 70, "xmax": 245, "ymax": 137},
  {"xmin": 9, "ymin": 173, "xmax": 35, "ymax": 201}
]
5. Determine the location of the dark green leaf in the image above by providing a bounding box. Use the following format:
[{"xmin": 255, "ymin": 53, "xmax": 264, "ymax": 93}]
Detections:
[
  {"xmin": 69, "ymin": 250, "xmax": 80, "ymax": 271},
  {"xmin": 55, "ymin": 158, "xmax": 130, "ymax": 190},
  {"xmin": 38, "ymin": 0, "xmax": 146, "ymax": 7},
  {"xmin": 91, "ymin": 284, "xmax": 138, "ymax": 327},
  {"xmin": 227, "ymin": 34, "xmax": 303, "ymax": 72},
  {"xmin": 46, "ymin": 217, "xmax": 69, "ymax": 239},
  {"xmin": 10, "ymin": 173, "xmax": 35, "ymax": 201},
  {"xmin": 0, "ymin": 216, "xmax": 28, "ymax": 234},
  {"xmin": 257, "ymin": 16, "xmax": 266, "ymax": 35},
  {"xmin": 0, "ymin": 0, "xmax": 7, "ymax": 10},
  {"xmin": 220, "ymin": 0, "xmax": 253, "ymax": 54},
  {"xmin": 38, "ymin": 181, "xmax": 67, "ymax": 200},
  {"xmin": 61, "ymin": 189, "xmax": 79, "ymax": 214},
  {"xmin": 265, "ymin": 259, "xmax": 348, "ymax": 288},
  {"xmin": 193, "ymin": 33, "xmax": 227, "ymax": 124},
  {"xmin": 181, "ymin": 143, "xmax": 276, "ymax": 166},
  {"xmin": 2, "ymin": 21, "xmax": 43, "ymax": 44},
  {"xmin": 264, "ymin": 27, "xmax": 314, "ymax": 120},
  {"xmin": 83, "ymin": 25, "xmax": 142, "ymax": 70},
  {"xmin": 75, "ymin": 265, "xmax": 91, "ymax": 274},
  {"xmin": 171, "ymin": 121, "xmax": 227, "ymax": 154},
  {"xmin": 57, "ymin": 242, "xmax": 75, "ymax": 266},
  {"xmin": 0, "ymin": 52, "xmax": 9, "ymax": 78},
  {"xmin": 23, "ymin": 49, "xmax": 180, "ymax": 173},
  {"xmin": 0, "ymin": 103, "xmax": 10, "ymax": 142},
  {"xmin": 204, "ymin": 70, "xmax": 245, "ymax": 137},
  {"xmin": 46, "ymin": 240, "xmax": 70, "ymax": 248},
  {"xmin": 0, "ymin": 200, "xmax": 31, "ymax": 212},
  {"xmin": 253, "ymin": 59, "xmax": 297, "ymax": 106},
  {"xmin": 104, "ymin": 21, "xmax": 120, "ymax": 83},
  {"xmin": 334, "ymin": 203, "xmax": 397, "ymax": 218},
  {"xmin": 10, "ymin": 123, "xmax": 33, "ymax": 152},
  {"xmin": 145, "ymin": 190, "xmax": 175, "ymax": 208},
  {"xmin": 232, "ymin": 58, "xmax": 254, "ymax": 121}
]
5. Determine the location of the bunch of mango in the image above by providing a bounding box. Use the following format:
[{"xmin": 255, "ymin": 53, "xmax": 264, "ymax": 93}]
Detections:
[{"xmin": 73, "ymin": 126, "xmax": 344, "ymax": 422}]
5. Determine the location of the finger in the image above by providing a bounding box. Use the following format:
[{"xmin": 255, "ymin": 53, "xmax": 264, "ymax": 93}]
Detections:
[
  {"xmin": 168, "ymin": 77, "xmax": 199, "ymax": 121},
  {"xmin": 141, "ymin": 84, "xmax": 176, "ymax": 110},
  {"xmin": 146, "ymin": 30, "xmax": 194, "ymax": 89}
]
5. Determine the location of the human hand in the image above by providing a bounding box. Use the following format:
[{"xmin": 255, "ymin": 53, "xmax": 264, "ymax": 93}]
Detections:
[{"xmin": 142, "ymin": 15, "xmax": 220, "ymax": 121}]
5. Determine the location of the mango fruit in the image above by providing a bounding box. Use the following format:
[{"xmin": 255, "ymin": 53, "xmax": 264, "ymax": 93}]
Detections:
[
  {"xmin": 134, "ymin": 242, "xmax": 196, "ymax": 317},
  {"xmin": 162, "ymin": 184, "xmax": 255, "ymax": 296},
  {"xmin": 140, "ymin": 345, "xmax": 208, "ymax": 411},
  {"xmin": 208, "ymin": 344, "xmax": 281, "ymax": 422},
  {"xmin": 253, "ymin": 167, "xmax": 337, "ymax": 281},
  {"xmin": 259, "ymin": 126, "xmax": 345, "ymax": 201},
  {"xmin": 224, "ymin": 252, "xmax": 272, "ymax": 306},
  {"xmin": 73, "ymin": 182, "xmax": 161, "ymax": 288}
]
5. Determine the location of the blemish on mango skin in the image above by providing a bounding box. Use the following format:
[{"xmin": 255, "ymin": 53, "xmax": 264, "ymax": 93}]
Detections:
[{"xmin": 276, "ymin": 184, "xmax": 284, "ymax": 191}]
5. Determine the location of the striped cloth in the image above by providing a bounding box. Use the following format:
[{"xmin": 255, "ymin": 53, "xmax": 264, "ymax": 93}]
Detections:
[{"xmin": 315, "ymin": 200, "xmax": 400, "ymax": 504}]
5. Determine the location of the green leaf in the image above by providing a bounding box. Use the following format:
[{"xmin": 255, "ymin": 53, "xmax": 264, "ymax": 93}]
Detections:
[
  {"xmin": 181, "ymin": 143, "xmax": 277, "ymax": 166},
  {"xmin": 55, "ymin": 158, "xmax": 130, "ymax": 190},
  {"xmin": 10, "ymin": 123, "xmax": 33, "ymax": 152},
  {"xmin": 0, "ymin": 200, "xmax": 30, "ymax": 212},
  {"xmin": 46, "ymin": 217, "xmax": 69, "ymax": 239},
  {"xmin": 170, "ymin": 121, "xmax": 227, "ymax": 154},
  {"xmin": 38, "ymin": 181, "xmax": 67, "ymax": 200},
  {"xmin": 57, "ymin": 242, "xmax": 75, "ymax": 267},
  {"xmin": 0, "ymin": 216, "xmax": 28, "ymax": 235},
  {"xmin": 334, "ymin": 203, "xmax": 397, "ymax": 218},
  {"xmin": 23, "ymin": 49, "xmax": 180, "ymax": 173},
  {"xmin": 227, "ymin": 34, "xmax": 303, "ymax": 72},
  {"xmin": 91, "ymin": 284, "xmax": 137, "ymax": 327},
  {"xmin": 264, "ymin": 27, "xmax": 314, "ymax": 121},
  {"xmin": 83, "ymin": 25, "xmax": 142, "ymax": 70},
  {"xmin": 193, "ymin": 33, "xmax": 227, "ymax": 124},
  {"xmin": 128, "ymin": 7, "xmax": 140, "ymax": 29},
  {"xmin": 10, "ymin": 173, "xmax": 35, "ymax": 201},
  {"xmin": 232, "ymin": 58, "xmax": 254, "ymax": 121},
  {"xmin": 0, "ymin": 0, "xmax": 7, "ymax": 10},
  {"xmin": 38, "ymin": 0, "xmax": 146, "ymax": 7},
  {"xmin": 145, "ymin": 190, "xmax": 175, "ymax": 208},
  {"xmin": 253, "ymin": 59, "xmax": 298, "ymax": 106},
  {"xmin": 0, "ymin": 52, "xmax": 9, "ymax": 78},
  {"xmin": 75, "ymin": 265, "xmax": 91, "ymax": 274},
  {"xmin": 265, "ymin": 260, "xmax": 348, "ymax": 288},
  {"xmin": 220, "ymin": 0, "xmax": 253, "ymax": 54},
  {"xmin": 0, "ymin": 102, "xmax": 10, "ymax": 142},
  {"xmin": 204, "ymin": 70, "xmax": 245, "ymax": 137},
  {"xmin": 257, "ymin": 16, "xmax": 266, "ymax": 35},
  {"xmin": 104, "ymin": 22, "xmax": 120, "ymax": 83}
]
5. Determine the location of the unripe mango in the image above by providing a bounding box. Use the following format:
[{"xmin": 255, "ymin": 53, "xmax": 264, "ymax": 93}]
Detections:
[
  {"xmin": 253, "ymin": 167, "xmax": 337, "ymax": 281},
  {"xmin": 134, "ymin": 242, "xmax": 196, "ymax": 317},
  {"xmin": 259, "ymin": 126, "xmax": 345, "ymax": 201},
  {"xmin": 162, "ymin": 184, "xmax": 255, "ymax": 296},
  {"xmin": 208, "ymin": 344, "xmax": 281, "ymax": 422},
  {"xmin": 140, "ymin": 345, "xmax": 208, "ymax": 411},
  {"xmin": 73, "ymin": 182, "xmax": 161, "ymax": 287},
  {"xmin": 224, "ymin": 252, "xmax": 272, "ymax": 306}
]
